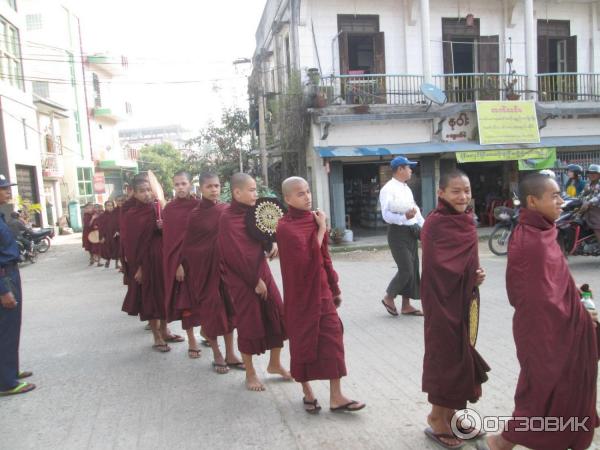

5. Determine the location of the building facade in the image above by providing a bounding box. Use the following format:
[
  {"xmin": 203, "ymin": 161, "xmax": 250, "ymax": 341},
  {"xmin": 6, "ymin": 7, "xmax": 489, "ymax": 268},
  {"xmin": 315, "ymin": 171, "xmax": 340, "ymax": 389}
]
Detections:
[
  {"xmin": 252, "ymin": 0, "xmax": 600, "ymax": 232},
  {"xmin": 0, "ymin": 0, "xmax": 47, "ymax": 226}
]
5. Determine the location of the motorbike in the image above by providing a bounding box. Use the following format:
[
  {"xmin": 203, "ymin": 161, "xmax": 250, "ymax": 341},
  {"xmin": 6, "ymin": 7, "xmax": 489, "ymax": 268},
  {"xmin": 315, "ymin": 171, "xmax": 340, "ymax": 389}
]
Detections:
[
  {"xmin": 488, "ymin": 197, "xmax": 521, "ymax": 256},
  {"xmin": 17, "ymin": 238, "xmax": 36, "ymax": 264},
  {"xmin": 24, "ymin": 228, "xmax": 54, "ymax": 254},
  {"xmin": 556, "ymin": 198, "xmax": 600, "ymax": 257}
]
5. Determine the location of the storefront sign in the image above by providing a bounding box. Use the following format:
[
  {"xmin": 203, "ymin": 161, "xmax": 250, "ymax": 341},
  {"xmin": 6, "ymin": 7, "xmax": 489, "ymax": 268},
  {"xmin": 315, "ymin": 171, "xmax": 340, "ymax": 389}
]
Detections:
[
  {"xmin": 93, "ymin": 172, "xmax": 106, "ymax": 194},
  {"xmin": 442, "ymin": 112, "xmax": 475, "ymax": 142},
  {"xmin": 456, "ymin": 147, "xmax": 555, "ymax": 164},
  {"xmin": 476, "ymin": 100, "xmax": 540, "ymax": 145},
  {"xmin": 518, "ymin": 148, "xmax": 557, "ymax": 170}
]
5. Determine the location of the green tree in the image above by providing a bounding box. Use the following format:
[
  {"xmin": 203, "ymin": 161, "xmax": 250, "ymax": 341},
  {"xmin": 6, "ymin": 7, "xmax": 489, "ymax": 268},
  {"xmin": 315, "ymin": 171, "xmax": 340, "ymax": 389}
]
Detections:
[
  {"xmin": 138, "ymin": 143, "xmax": 184, "ymax": 193},
  {"xmin": 184, "ymin": 107, "xmax": 252, "ymax": 180}
]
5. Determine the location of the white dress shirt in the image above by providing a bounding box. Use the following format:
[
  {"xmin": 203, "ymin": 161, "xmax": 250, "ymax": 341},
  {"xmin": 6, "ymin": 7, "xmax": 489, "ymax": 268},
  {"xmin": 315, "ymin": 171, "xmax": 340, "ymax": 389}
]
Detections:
[{"xmin": 379, "ymin": 177, "xmax": 425, "ymax": 227}]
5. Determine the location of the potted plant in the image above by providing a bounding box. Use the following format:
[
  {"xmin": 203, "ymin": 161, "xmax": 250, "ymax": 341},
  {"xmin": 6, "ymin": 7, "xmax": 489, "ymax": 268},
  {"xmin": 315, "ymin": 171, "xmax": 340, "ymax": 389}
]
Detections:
[
  {"xmin": 330, "ymin": 227, "xmax": 345, "ymax": 245},
  {"xmin": 504, "ymin": 58, "xmax": 521, "ymax": 101}
]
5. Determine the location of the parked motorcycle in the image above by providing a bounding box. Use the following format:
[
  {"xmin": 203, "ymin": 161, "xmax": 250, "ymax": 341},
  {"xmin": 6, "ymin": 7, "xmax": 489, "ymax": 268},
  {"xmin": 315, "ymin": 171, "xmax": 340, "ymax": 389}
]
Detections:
[
  {"xmin": 24, "ymin": 228, "xmax": 54, "ymax": 254},
  {"xmin": 488, "ymin": 197, "xmax": 521, "ymax": 256},
  {"xmin": 556, "ymin": 198, "xmax": 600, "ymax": 257},
  {"xmin": 17, "ymin": 238, "xmax": 36, "ymax": 264}
]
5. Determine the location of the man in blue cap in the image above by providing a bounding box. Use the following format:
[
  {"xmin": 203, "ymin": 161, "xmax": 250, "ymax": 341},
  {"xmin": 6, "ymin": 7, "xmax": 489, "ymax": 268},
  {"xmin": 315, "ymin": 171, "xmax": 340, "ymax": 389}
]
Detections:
[
  {"xmin": 379, "ymin": 156, "xmax": 424, "ymax": 317},
  {"xmin": 0, "ymin": 174, "xmax": 35, "ymax": 397}
]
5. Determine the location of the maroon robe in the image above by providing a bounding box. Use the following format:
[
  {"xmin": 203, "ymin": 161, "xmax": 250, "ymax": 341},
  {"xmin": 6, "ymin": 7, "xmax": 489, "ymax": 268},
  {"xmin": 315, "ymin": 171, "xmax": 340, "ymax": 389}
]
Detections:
[
  {"xmin": 162, "ymin": 197, "xmax": 199, "ymax": 323},
  {"xmin": 179, "ymin": 198, "xmax": 234, "ymax": 335},
  {"xmin": 121, "ymin": 199, "xmax": 165, "ymax": 321},
  {"xmin": 276, "ymin": 206, "xmax": 347, "ymax": 382},
  {"xmin": 119, "ymin": 198, "xmax": 136, "ymax": 286},
  {"xmin": 100, "ymin": 209, "xmax": 120, "ymax": 260},
  {"xmin": 82, "ymin": 212, "xmax": 93, "ymax": 252},
  {"xmin": 421, "ymin": 199, "xmax": 490, "ymax": 409},
  {"xmin": 218, "ymin": 199, "xmax": 285, "ymax": 355},
  {"xmin": 89, "ymin": 213, "xmax": 102, "ymax": 256},
  {"xmin": 503, "ymin": 207, "xmax": 599, "ymax": 450}
]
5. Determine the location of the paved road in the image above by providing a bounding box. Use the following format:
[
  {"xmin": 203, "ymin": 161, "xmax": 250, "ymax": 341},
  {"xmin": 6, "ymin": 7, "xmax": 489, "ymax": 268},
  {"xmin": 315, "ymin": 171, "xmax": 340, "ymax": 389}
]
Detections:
[{"xmin": 2, "ymin": 234, "xmax": 599, "ymax": 450}]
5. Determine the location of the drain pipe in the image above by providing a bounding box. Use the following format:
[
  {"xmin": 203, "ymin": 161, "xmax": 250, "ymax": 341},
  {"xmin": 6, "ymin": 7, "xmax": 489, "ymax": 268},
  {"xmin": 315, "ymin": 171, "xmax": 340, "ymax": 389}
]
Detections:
[{"xmin": 331, "ymin": 31, "xmax": 343, "ymax": 76}]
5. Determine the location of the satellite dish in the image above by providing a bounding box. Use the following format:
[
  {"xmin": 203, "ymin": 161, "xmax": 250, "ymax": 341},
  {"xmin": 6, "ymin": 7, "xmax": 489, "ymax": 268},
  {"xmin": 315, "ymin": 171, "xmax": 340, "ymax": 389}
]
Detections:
[{"xmin": 421, "ymin": 83, "xmax": 447, "ymax": 110}]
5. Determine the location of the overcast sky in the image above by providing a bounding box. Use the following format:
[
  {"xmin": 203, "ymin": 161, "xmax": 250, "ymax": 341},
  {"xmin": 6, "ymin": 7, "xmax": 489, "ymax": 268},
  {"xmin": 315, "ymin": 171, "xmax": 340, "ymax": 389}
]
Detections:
[{"xmin": 76, "ymin": 0, "xmax": 266, "ymax": 132}]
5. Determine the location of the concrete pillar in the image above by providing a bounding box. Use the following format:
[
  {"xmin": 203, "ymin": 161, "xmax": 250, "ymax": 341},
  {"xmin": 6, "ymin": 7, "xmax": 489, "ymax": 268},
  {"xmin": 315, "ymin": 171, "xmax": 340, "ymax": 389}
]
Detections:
[
  {"xmin": 592, "ymin": 3, "xmax": 600, "ymax": 72},
  {"xmin": 328, "ymin": 161, "xmax": 346, "ymax": 230},
  {"xmin": 524, "ymin": 0, "xmax": 537, "ymax": 99},
  {"xmin": 420, "ymin": 155, "xmax": 437, "ymax": 215},
  {"xmin": 420, "ymin": 0, "xmax": 432, "ymax": 83}
]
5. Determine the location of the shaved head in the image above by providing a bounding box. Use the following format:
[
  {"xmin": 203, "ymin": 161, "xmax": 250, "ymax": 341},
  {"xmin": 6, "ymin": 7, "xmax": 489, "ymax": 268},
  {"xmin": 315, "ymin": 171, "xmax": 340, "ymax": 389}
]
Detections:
[
  {"xmin": 231, "ymin": 173, "xmax": 253, "ymax": 191},
  {"xmin": 519, "ymin": 173, "xmax": 553, "ymax": 208},
  {"xmin": 282, "ymin": 177, "xmax": 308, "ymax": 196}
]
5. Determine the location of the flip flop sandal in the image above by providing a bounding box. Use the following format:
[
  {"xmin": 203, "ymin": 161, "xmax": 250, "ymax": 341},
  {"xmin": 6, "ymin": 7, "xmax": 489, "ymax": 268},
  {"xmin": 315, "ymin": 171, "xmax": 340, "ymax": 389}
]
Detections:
[
  {"xmin": 212, "ymin": 362, "xmax": 230, "ymax": 374},
  {"xmin": 402, "ymin": 309, "xmax": 424, "ymax": 316},
  {"xmin": 201, "ymin": 339, "xmax": 211, "ymax": 347},
  {"xmin": 424, "ymin": 427, "xmax": 464, "ymax": 449},
  {"xmin": 152, "ymin": 344, "xmax": 171, "ymax": 353},
  {"xmin": 330, "ymin": 400, "xmax": 366, "ymax": 412},
  {"xmin": 144, "ymin": 324, "xmax": 152, "ymax": 331},
  {"xmin": 226, "ymin": 362, "xmax": 246, "ymax": 371},
  {"xmin": 164, "ymin": 334, "xmax": 185, "ymax": 343},
  {"xmin": 0, "ymin": 382, "xmax": 36, "ymax": 396},
  {"xmin": 381, "ymin": 299, "xmax": 399, "ymax": 316},
  {"xmin": 303, "ymin": 397, "xmax": 321, "ymax": 414},
  {"xmin": 187, "ymin": 349, "xmax": 201, "ymax": 359},
  {"xmin": 17, "ymin": 371, "xmax": 33, "ymax": 379}
]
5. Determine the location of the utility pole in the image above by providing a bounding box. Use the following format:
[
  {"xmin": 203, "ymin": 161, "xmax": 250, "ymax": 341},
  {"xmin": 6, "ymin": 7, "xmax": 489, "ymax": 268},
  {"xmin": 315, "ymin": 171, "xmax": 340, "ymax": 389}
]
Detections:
[{"xmin": 258, "ymin": 92, "xmax": 268, "ymax": 185}]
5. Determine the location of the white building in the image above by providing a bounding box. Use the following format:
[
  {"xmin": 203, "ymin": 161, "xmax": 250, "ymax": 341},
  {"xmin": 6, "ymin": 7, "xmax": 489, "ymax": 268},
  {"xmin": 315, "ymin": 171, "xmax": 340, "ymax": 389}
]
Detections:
[
  {"xmin": 0, "ymin": 0, "xmax": 48, "ymax": 226},
  {"xmin": 252, "ymin": 0, "xmax": 600, "ymax": 232},
  {"xmin": 85, "ymin": 53, "xmax": 135, "ymax": 202},
  {"xmin": 20, "ymin": 0, "xmax": 93, "ymax": 230},
  {"xmin": 119, "ymin": 124, "xmax": 193, "ymax": 153}
]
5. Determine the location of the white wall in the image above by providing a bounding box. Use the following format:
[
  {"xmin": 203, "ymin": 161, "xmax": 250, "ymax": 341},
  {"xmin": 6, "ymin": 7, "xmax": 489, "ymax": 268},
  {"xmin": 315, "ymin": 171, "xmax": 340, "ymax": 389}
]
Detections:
[{"xmin": 314, "ymin": 119, "xmax": 432, "ymax": 147}]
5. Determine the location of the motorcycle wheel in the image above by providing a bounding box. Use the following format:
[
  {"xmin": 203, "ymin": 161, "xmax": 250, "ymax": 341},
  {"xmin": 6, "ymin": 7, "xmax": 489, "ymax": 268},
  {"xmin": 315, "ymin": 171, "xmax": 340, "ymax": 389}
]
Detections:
[
  {"xmin": 488, "ymin": 223, "xmax": 512, "ymax": 256},
  {"xmin": 36, "ymin": 237, "xmax": 50, "ymax": 253}
]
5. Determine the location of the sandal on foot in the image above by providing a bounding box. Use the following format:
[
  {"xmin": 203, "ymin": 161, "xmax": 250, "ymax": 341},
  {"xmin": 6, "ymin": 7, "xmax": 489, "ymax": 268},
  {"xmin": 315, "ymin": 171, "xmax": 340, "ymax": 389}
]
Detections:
[
  {"xmin": 381, "ymin": 299, "xmax": 399, "ymax": 316},
  {"xmin": 212, "ymin": 362, "xmax": 230, "ymax": 374},
  {"xmin": 303, "ymin": 397, "xmax": 321, "ymax": 414},
  {"xmin": 226, "ymin": 362, "xmax": 246, "ymax": 371},
  {"xmin": 187, "ymin": 349, "xmax": 201, "ymax": 359},
  {"xmin": 17, "ymin": 371, "xmax": 33, "ymax": 379},
  {"xmin": 164, "ymin": 334, "xmax": 185, "ymax": 343},
  {"xmin": 330, "ymin": 400, "xmax": 366, "ymax": 412},
  {"xmin": 152, "ymin": 344, "xmax": 171, "ymax": 353},
  {"xmin": 201, "ymin": 339, "xmax": 211, "ymax": 347},
  {"xmin": 144, "ymin": 323, "xmax": 152, "ymax": 331},
  {"xmin": 0, "ymin": 382, "xmax": 36, "ymax": 396},
  {"xmin": 424, "ymin": 427, "xmax": 464, "ymax": 449},
  {"xmin": 402, "ymin": 309, "xmax": 423, "ymax": 316}
]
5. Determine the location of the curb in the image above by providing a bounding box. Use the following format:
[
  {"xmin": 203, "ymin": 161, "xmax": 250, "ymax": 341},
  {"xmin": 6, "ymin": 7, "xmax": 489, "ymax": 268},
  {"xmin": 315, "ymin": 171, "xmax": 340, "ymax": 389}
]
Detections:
[{"xmin": 330, "ymin": 233, "xmax": 493, "ymax": 253}]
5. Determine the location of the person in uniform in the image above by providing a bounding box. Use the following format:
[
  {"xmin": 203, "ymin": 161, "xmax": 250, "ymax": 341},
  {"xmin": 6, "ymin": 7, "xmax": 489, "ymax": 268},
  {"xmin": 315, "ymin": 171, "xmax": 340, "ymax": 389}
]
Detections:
[{"xmin": 0, "ymin": 174, "xmax": 35, "ymax": 396}]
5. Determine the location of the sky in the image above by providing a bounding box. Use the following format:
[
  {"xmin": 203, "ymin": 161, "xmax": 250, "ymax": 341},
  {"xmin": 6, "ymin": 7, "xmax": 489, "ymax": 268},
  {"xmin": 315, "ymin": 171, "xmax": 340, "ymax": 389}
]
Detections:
[{"xmin": 75, "ymin": 0, "xmax": 267, "ymax": 132}]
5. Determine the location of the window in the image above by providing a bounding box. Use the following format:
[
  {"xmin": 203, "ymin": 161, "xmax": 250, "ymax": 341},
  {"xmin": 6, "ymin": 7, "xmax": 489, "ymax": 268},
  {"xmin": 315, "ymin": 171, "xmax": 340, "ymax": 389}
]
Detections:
[
  {"xmin": 92, "ymin": 73, "xmax": 101, "ymax": 107},
  {"xmin": 3, "ymin": 0, "xmax": 16, "ymax": 11},
  {"xmin": 32, "ymin": 80, "xmax": 49, "ymax": 98},
  {"xmin": 0, "ymin": 16, "xmax": 23, "ymax": 90},
  {"xmin": 77, "ymin": 167, "xmax": 94, "ymax": 203},
  {"xmin": 26, "ymin": 14, "xmax": 42, "ymax": 31}
]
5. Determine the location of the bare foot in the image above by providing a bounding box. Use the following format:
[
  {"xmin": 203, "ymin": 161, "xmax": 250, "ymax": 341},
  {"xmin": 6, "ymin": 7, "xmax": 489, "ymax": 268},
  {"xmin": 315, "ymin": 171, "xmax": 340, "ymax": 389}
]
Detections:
[
  {"xmin": 267, "ymin": 364, "xmax": 292, "ymax": 380},
  {"xmin": 401, "ymin": 306, "xmax": 423, "ymax": 316},
  {"xmin": 245, "ymin": 373, "xmax": 266, "ymax": 392},
  {"xmin": 426, "ymin": 414, "xmax": 462, "ymax": 448}
]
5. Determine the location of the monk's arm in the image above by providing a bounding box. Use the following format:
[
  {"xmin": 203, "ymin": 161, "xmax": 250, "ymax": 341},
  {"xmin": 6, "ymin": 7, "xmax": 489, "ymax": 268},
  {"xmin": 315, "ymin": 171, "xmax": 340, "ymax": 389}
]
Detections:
[{"xmin": 321, "ymin": 236, "xmax": 341, "ymax": 297}]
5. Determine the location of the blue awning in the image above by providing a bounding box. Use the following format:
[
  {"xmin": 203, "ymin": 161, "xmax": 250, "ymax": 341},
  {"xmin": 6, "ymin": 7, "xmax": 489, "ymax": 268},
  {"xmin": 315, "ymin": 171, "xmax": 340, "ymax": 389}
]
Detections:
[{"xmin": 315, "ymin": 135, "xmax": 600, "ymax": 158}]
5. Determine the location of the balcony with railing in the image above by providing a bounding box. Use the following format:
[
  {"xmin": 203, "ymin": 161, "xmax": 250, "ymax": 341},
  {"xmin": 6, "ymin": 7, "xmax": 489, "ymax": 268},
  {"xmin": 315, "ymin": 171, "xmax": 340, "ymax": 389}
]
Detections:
[
  {"xmin": 316, "ymin": 73, "xmax": 600, "ymax": 107},
  {"xmin": 42, "ymin": 153, "xmax": 64, "ymax": 179}
]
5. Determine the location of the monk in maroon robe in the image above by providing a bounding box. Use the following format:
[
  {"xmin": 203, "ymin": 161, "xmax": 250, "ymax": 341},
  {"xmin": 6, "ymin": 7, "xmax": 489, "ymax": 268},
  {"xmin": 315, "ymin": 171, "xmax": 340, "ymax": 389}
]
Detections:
[
  {"xmin": 162, "ymin": 171, "xmax": 199, "ymax": 357},
  {"xmin": 178, "ymin": 172, "xmax": 243, "ymax": 373},
  {"xmin": 486, "ymin": 173, "xmax": 599, "ymax": 450},
  {"xmin": 82, "ymin": 203, "xmax": 94, "ymax": 265},
  {"xmin": 421, "ymin": 171, "xmax": 489, "ymax": 448},
  {"xmin": 121, "ymin": 177, "xmax": 175, "ymax": 352},
  {"xmin": 99, "ymin": 200, "xmax": 120, "ymax": 269},
  {"xmin": 277, "ymin": 177, "xmax": 365, "ymax": 414},
  {"xmin": 89, "ymin": 204, "xmax": 104, "ymax": 267},
  {"xmin": 218, "ymin": 173, "xmax": 289, "ymax": 391}
]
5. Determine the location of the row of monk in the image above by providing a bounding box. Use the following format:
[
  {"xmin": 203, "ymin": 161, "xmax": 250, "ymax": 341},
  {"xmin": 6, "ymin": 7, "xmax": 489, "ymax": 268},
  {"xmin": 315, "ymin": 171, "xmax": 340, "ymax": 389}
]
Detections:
[{"xmin": 81, "ymin": 167, "xmax": 599, "ymax": 449}]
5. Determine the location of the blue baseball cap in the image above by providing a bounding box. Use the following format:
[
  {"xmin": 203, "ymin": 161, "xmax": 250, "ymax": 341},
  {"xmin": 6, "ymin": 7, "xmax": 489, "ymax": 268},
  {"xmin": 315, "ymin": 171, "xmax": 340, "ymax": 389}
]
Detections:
[
  {"xmin": 390, "ymin": 156, "xmax": 418, "ymax": 170},
  {"xmin": 0, "ymin": 174, "xmax": 16, "ymax": 188}
]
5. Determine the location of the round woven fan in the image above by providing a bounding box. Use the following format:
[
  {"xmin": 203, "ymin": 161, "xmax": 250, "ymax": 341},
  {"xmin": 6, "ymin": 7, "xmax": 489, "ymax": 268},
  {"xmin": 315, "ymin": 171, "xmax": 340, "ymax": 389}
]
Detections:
[
  {"xmin": 88, "ymin": 230, "xmax": 101, "ymax": 244},
  {"xmin": 469, "ymin": 294, "xmax": 480, "ymax": 347},
  {"xmin": 147, "ymin": 170, "xmax": 166, "ymax": 208},
  {"xmin": 245, "ymin": 197, "xmax": 286, "ymax": 245}
]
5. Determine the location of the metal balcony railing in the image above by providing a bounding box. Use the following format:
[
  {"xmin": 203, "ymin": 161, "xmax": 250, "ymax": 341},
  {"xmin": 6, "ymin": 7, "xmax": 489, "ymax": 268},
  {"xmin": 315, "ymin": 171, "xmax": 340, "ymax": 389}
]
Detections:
[
  {"xmin": 537, "ymin": 73, "xmax": 600, "ymax": 102},
  {"xmin": 41, "ymin": 153, "xmax": 64, "ymax": 178},
  {"xmin": 318, "ymin": 74, "xmax": 425, "ymax": 106},
  {"xmin": 433, "ymin": 73, "xmax": 528, "ymax": 103}
]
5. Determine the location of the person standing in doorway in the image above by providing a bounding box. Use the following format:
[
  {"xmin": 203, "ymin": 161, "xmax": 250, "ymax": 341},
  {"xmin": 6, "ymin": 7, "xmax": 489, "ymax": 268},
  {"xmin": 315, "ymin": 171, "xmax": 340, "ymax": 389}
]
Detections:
[
  {"xmin": 379, "ymin": 156, "xmax": 424, "ymax": 317},
  {"xmin": 0, "ymin": 174, "xmax": 35, "ymax": 397}
]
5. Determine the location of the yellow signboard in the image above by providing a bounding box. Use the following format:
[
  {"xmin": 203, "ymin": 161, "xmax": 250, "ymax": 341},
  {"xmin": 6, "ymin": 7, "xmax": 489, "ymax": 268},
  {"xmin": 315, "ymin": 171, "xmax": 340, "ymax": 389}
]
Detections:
[
  {"xmin": 476, "ymin": 100, "xmax": 540, "ymax": 145},
  {"xmin": 456, "ymin": 147, "xmax": 555, "ymax": 163}
]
